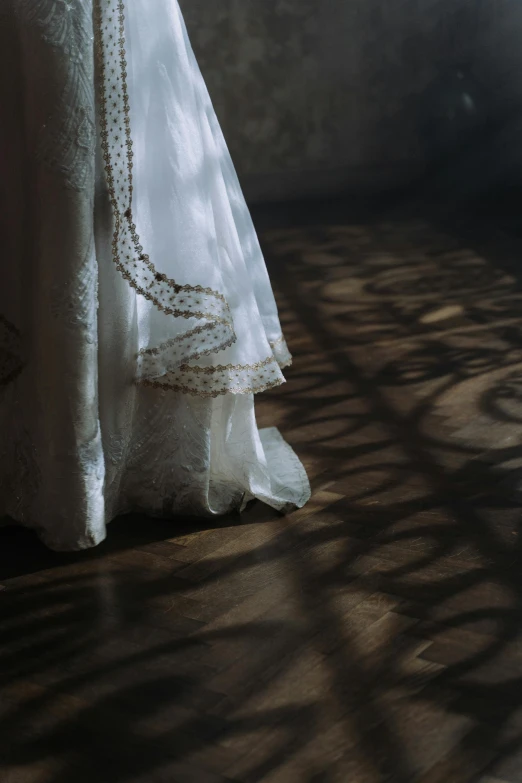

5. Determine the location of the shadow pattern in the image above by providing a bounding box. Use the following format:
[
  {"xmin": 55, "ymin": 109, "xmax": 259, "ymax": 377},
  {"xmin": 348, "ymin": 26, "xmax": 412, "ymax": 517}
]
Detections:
[{"xmin": 3, "ymin": 205, "xmax": 522, "ymax": 782}]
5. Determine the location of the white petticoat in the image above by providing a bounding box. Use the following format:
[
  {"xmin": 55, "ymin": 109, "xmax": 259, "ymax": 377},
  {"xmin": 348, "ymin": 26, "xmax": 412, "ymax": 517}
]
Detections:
[{"xmin": 0, "ymin": 0, "xmax": 309, "ymax": 551}]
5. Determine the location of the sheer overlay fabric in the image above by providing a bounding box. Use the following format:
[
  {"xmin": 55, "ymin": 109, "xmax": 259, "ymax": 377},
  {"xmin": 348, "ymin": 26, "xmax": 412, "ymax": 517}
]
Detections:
[{"xmin": 0, "ymin": 0, "xmax": 310, "ymax": 551}]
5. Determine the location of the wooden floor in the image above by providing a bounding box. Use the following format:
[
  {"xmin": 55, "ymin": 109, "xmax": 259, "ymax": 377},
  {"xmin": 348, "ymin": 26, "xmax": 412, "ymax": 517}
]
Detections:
[{"xmin": 3, "ymin": 198, "xmax": 522, "ymax": 782}]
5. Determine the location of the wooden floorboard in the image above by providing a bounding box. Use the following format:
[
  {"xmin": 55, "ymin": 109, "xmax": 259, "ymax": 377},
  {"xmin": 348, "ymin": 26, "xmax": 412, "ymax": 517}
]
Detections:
[{"xmin": 3, "ymin": 201, "xmax": 522, "ymax": 781}]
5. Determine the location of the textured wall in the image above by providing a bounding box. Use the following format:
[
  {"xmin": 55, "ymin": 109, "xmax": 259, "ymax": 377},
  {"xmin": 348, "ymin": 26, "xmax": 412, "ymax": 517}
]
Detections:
[{"xmin": 179, "ymin": 0, "xmax": 522, "ymax": 200}]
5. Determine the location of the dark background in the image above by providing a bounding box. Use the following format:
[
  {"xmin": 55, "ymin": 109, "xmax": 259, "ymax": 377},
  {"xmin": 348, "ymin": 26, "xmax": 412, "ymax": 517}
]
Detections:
[{"xmin": 181, "ymin": 0, "xmax": 522, "ymax": 206}]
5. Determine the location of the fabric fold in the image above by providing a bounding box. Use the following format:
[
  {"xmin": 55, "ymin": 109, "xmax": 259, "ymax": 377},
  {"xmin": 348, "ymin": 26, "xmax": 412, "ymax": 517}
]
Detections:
[
  {"xmin": 94, "ymin": 0, "xmax": 290, "ymax": 397},
  {"xmin": 0, "ymin": 0, "xmax": 310, "ymax": 552}
]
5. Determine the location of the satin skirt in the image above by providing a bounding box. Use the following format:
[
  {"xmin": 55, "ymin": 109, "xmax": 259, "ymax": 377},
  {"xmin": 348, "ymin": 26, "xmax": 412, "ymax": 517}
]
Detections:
[{"xmin": 0, "ymin": 0, "xmax": 310, "ymax": 551}]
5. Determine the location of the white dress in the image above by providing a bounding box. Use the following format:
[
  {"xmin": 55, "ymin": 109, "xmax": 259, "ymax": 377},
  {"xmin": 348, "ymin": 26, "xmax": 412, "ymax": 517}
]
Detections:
[{"xmin": 0, "ymin": 0, "xmax": 310, "ymax": 551}]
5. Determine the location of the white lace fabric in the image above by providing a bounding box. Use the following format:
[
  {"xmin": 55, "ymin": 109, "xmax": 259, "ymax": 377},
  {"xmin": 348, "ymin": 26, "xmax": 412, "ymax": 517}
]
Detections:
[
  {"xmin": 94, "ymin": 0, "xmax": 292, "ymax": 396},
  {"xmin": 0, "ymin": 0, "xmax": 310, "ymax": 551}
]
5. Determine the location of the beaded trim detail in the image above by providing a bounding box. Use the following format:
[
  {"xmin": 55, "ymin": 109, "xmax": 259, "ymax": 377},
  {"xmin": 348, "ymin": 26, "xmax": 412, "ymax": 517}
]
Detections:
[
  {"xmin": 94, "ymin": 0, "xmax": 290, "ymax": 396},
  {"xmin": 94, "ymin": 0, "xmax": 235, "ymax": 361},
  {"xmin": 141, "ymin": 356, "xmax": 287, "ymax": 397}
]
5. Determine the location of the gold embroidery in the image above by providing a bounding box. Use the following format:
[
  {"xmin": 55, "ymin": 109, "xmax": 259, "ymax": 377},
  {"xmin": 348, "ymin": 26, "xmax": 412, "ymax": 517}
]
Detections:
[
  {"xmin": 179, "ymin": 357, "xmax": 276, "ymax": 375},
  {"xmin": 93, "ymin": 0, "xmax": 291, "ymax": 397},
  {"xmin": 141, "ymin": 376, "xmax": 285, "ymax": 398},
  {"xmin": 269, "ymin": 335, "xmax": 292, "ymax": 370},
  {"xmin": 277, "ymin": 356, "xmax": 292, "ymax": 370},
  {"xmin": 138, "ymin": 323, "xmax": 221, "ymax": 358},
  {"xmin": 139, "ymin": 353, "xmax": 287, "ymax": 398},
  {"xmin": 94, "ymin": 0, "xmax": 236, "ymax": 356}
]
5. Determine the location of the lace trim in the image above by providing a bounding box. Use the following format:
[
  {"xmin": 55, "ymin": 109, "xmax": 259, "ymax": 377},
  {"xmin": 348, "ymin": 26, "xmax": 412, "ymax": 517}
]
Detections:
[
  {"xmin": 138, "ymin": 331, "xmax": 292, "ymax": 378},
  {"xmin": 136, "ymin": 323, "xmax": 237, "ymax": 378},
  {"xmin": 141, "ymin": 356, "xmax": 286, "ymax": 397},
  {"xmin": 94, "ymin": 0, "xmax": 236, "ymax": 362},
  {"xmin": 94, "ymin": 0, "xmax": 290, "ymax": 397},
  {"xmin": 270, "ymin": 337, "xmax": 292, "ymax": 369}
]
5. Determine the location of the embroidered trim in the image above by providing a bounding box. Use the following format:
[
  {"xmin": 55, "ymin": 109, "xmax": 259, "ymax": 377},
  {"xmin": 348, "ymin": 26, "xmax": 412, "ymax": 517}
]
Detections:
[
  {"xmin": 94, "ymin": 0, "xmax": 291, "ymax": 397},
  {"xmin": 142, "ymin": 378, "xmax": 285, "ymax": 398},
  {"xmin": 142, "ymin": 373, "xmax": 285, "ymax": 398},
  {"xmin": 94, "ymin": 0, "xmax": 236, "ymax": 360},
  {"xmin": 138, "ymin": 324, "xmax": 217, "ymax": 358},
  {"xmin": 270, "ymin": 336, "xmax": 292, "ymax": 369},
  {"xmin": 183, "ymin": 357, "xmax": 276, "ymax": 375},
  {"xmin": 140, "ymin": 354, "xmax": 287, "ymax": 397}
]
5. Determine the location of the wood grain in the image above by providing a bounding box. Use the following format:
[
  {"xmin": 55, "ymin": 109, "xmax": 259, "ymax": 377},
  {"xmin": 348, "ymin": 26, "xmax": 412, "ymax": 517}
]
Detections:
[{"xmin": 2, "ymin": 200, "xmax": 522, "ymax": 782}]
